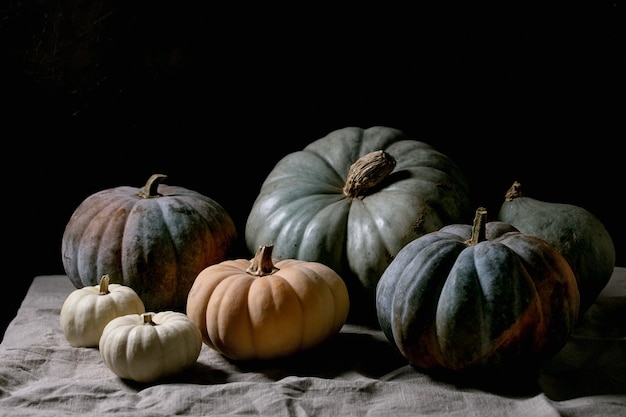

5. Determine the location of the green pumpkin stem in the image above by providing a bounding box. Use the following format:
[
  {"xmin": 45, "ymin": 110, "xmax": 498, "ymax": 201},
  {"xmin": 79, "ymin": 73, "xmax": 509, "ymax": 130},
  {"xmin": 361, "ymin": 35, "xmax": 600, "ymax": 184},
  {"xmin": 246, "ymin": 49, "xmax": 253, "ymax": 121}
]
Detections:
[
  {"xmin": 465, "ymin": 207, "xmax": 488, "ymax": 246},
  {"xmin": 98, "ymin": 274, "xmax": 111, "ymax": 295},
  {"xmin": 504, "ymin": 180, "xmax": 524, "ymax": 201},
  {"xmin": 138, "ymin": 174, "xmax": 167, "ymax": 198},
  {"xmin": 247, "ymin": 245, "xmax": 280, "ymax": 276},
  {"xmin": 343, "ymin": 150, "xmax": 396, "ymax": 198}
]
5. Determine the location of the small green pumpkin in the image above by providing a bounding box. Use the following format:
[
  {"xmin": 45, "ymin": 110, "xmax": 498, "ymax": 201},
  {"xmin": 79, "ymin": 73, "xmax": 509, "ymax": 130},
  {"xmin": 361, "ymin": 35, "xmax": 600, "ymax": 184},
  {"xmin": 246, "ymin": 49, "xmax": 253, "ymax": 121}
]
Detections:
[
  {"xmin": 245, "ymin": 126, "xmax": 471, "ymax": 323},
  {"xmin": 62, "ymin": 174, "xmax": 237, "ymax": 312},
  {"xmin": 498, "ymin": 181, "xmax": 616, "ymax": 317},
  {"xmin": 376, "ymin": 207, "xmax": 580, "ymax": 376}
]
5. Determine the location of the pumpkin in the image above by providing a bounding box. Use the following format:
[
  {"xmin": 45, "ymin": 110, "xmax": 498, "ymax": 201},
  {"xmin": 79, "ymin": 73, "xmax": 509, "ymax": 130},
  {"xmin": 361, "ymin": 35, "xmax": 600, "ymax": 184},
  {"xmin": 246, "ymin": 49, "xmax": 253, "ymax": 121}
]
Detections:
[
  {"xmin": 498, "ymin": 181, "xmax": 616, "ymax": 317},
  {"xmin": 60, "ymin": 274, "xmax": 146, "ymax": 347},
  {"xmin": 61, "ymin": 173, "xmax": 237, "ymax": 312},
  {"xmin": 245, "ymin": 126, "xmax": 471, "ymax": 323},
  {"xmin": 99, "ymin": 311, "xmax": 202, "ymax": 383},
  {"xmin": 376, "ymin": 207, "xmax": 580, "ymax": 376},
  {"xmin": 186, "ymin": 244, "xmax": 350, "ymax": 360}
]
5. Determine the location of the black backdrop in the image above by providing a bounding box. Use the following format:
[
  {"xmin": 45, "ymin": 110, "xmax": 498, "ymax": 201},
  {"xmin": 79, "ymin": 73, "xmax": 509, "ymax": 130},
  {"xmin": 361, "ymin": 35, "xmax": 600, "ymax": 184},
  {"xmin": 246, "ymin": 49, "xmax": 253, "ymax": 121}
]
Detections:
[{"xmin": 2, "ymin": 2, "xmax": 622, "ymax": 338}]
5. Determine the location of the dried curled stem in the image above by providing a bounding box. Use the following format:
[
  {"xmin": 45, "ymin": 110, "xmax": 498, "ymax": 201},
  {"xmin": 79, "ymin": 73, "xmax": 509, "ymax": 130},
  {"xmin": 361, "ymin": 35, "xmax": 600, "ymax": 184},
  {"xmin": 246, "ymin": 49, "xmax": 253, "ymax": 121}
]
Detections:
[{"xmin": 343, "ymin": 150, "xmax": 396, "ymax": 198}]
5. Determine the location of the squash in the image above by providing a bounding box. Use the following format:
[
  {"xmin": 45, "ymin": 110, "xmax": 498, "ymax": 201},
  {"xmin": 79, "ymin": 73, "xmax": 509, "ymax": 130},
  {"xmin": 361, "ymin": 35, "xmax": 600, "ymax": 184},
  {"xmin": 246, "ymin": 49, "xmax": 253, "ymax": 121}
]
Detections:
[
  {"xmin": 376, "ymin": 207, "xmax": 580, "ymax": 376},
  {"xmin": 186, "ymin": 244, "xmax": 350, "ymax": 360},
  {"xmin": 99, "ymin": 311, "xmax": 202, "ymax": 383},
  {"xmin": 60, "ymin": 274, "xmax": 146, "ymax": 347},
  {"xmin": 245, "ymin": 126, "xmax": 471, "ymax": 323},
  {"xmin": 498, "ymin": 181, "xmax": 616, "ymax": 317},
  {"xmin": 61, "ymin": 174, "xmax": 237, "ymax": 312}
]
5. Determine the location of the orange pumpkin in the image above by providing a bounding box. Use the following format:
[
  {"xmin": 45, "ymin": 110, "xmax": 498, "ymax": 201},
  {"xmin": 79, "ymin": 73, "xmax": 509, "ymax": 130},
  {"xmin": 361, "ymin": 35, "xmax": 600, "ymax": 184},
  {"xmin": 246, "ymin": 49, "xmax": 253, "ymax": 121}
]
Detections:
[{"xmin": 186, "ymin": 245, "xmax": 350, "ymax": 360}]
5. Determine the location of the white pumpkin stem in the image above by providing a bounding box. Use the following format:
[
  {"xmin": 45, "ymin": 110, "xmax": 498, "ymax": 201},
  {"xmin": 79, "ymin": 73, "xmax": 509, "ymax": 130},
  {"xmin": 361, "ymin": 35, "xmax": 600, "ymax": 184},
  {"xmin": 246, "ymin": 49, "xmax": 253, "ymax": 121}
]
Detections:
[
  {"xmin": 465, "ymin": 207, "xmax": 487, "ymax": 246},
  {"xmin": 246, "ymin": 245, "xmax": 280, "ymax": 276},
  {"xmin": 142, "ymin": 313, "xmax": 156, "ymax": 325},
  {"xmin": 504, "ymin": 180, "xmax": 524, "ymax": 201},
  {"xmin": 138, "ymin": 174, "xmax": 167, "ymax": 198},
  {"xmin": 98, "ymin": 274, "xmax": 111, "ymax": 295},
  {"xmin": 343, "ymin": 150, "xmax": 396, "ymax": 198}
]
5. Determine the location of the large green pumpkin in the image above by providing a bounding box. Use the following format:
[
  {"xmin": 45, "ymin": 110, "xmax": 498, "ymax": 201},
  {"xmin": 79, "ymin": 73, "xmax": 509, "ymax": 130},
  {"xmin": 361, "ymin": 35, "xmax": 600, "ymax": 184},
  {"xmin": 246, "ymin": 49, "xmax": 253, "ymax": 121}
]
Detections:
[
  {"xmin": 376, "ymin": 208, "xmax": 580, "ymax": 377},
  {"xmin": 245, "ymin": 126, "xmax": 471, "ymax": 323},
  {"xmin": 62, "ymin": 174, "xmax": 237, "ymax": 312}
]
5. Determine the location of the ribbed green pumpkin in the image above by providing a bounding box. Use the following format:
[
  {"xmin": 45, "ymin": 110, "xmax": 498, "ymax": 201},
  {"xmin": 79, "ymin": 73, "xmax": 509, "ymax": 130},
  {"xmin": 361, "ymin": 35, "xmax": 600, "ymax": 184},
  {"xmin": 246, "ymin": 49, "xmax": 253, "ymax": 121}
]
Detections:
[
  {"xmin": 498, "ymin": 181, "xmax": 616, "ymax": 318},
  {"xmin": 62, "ymin": 174, "xmax": 237, "ymax": 312},
  {"xmin": 376, "ymin": 208, "xmax": 580, "ymax": 376},
  {"xmin": 245, "ymin": 126, "xmax": 471, "ymax": 323}
]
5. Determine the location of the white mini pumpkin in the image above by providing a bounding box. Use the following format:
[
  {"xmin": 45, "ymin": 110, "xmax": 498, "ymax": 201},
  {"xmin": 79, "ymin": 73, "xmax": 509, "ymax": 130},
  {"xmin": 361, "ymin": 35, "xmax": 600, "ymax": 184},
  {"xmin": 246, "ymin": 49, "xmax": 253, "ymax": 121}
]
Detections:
[
  {"xmin": 99, "ymin": 311, "xmax": 202, "ymax": 383},
  {"xmin": 60, "ymin": 274, "xmax": 146, "ymax": 347}
]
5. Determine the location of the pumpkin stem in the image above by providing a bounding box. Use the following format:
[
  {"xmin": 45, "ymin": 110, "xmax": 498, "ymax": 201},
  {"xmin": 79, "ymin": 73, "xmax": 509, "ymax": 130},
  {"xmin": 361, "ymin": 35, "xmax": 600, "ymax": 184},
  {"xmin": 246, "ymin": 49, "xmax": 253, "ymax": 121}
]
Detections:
[
  {"xmin": 343, "ymin": 150, "xmax": 396, "ymax": 198},
  {"xmin": 138, "ymin": 174, "xmax": 167, "ymax": 198},
  {"xmin": 464, "ymin": 207, "xmax": 487, "ymax": 246},
  {"xmin": 142, "ymin": 313, "xmax": 156, "ymax": 326},
  {"xmin": 246, "ymin": 245, "xmax": 280, "ymax": 276},
  {"xmin": 98, "ymin": 274, "xmax": 111, "ymax": 295},
  {"xmin": 504, "ymin": 180, "xmax": 524, "ymax": 201}
]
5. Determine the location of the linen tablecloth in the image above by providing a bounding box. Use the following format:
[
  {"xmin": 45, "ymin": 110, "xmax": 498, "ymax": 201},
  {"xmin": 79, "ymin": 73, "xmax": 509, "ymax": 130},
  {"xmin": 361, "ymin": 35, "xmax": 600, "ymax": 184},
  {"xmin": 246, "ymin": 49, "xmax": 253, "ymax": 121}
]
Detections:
[{"xmin": 1, "ymin": 270, "xmax": 624, "ymax": 416}]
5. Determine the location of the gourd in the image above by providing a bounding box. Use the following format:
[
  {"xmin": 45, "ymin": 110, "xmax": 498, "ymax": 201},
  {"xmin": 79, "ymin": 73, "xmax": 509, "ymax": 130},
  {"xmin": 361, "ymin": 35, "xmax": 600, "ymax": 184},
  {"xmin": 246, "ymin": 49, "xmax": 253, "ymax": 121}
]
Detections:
[
  {"xmin": 376, "ymin": 207, "xmax": 580, "ymax": 376},
  {"xmin": 60, "ymin": 274, "xmax": 146, "ymax": 347},
  {"xmin": 245, "ymin": 126, "xmax": 471, "ymax": 323},
  {"xmin": 61, "ymin": 174, "xmax": 237, "ymax": 312},
  {"xmin": 99, "ymin": 311, "xmax": 202, "ymax": 383},
  {"xmin": 498, "ymin": 181, "xmax": 616, "ymax": 317},
  {"xmin": 186, "ymin": 244, "xmax": 350, "ymax": 361}
]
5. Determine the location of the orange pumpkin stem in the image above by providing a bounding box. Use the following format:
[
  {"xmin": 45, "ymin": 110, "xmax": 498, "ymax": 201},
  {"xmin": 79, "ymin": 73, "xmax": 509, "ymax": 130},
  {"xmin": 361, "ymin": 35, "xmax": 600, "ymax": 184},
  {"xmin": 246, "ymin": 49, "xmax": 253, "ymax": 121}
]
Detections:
[
  {"xmin": 246, "ymin": 245, "xmax": 280, "ymax": 276},
  {"xmin": 464, "ymin": 207, "xmax": 487, "ymax": 246},
  {"xmin": 98, "ymin": 274, "xmax": 111, "ymax": 295},
  {"xmin": 343, "ymin": 150, "xmax": 396, "ymax": 198},
  {"xmin": 138, "ymin": 174, "xmax": 167, "ymax": 198}
]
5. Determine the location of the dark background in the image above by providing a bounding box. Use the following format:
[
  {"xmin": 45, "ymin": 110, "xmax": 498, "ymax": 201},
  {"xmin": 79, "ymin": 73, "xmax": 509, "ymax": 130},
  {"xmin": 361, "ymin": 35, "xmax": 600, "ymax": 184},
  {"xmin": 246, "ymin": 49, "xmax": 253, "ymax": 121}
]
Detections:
[{"xmin": 2, "ymin": 2, "xmax": 622, "ymax": 339}]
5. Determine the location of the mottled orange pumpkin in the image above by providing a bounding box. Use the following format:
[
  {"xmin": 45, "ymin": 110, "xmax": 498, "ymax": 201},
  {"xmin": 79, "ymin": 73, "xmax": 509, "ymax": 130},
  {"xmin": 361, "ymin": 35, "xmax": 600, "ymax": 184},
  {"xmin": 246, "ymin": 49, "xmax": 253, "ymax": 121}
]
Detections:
[{"xmin": 62, "ymin": 174, "xmax": 237, "ymax": 311}]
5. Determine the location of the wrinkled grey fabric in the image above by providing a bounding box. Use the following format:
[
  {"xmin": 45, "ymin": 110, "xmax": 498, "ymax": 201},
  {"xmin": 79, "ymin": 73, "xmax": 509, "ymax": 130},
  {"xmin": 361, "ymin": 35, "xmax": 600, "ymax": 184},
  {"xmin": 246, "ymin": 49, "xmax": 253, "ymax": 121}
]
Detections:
[{"xmin": 1, "ymin": 272, "xmax": 624, "ymax": 417}]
